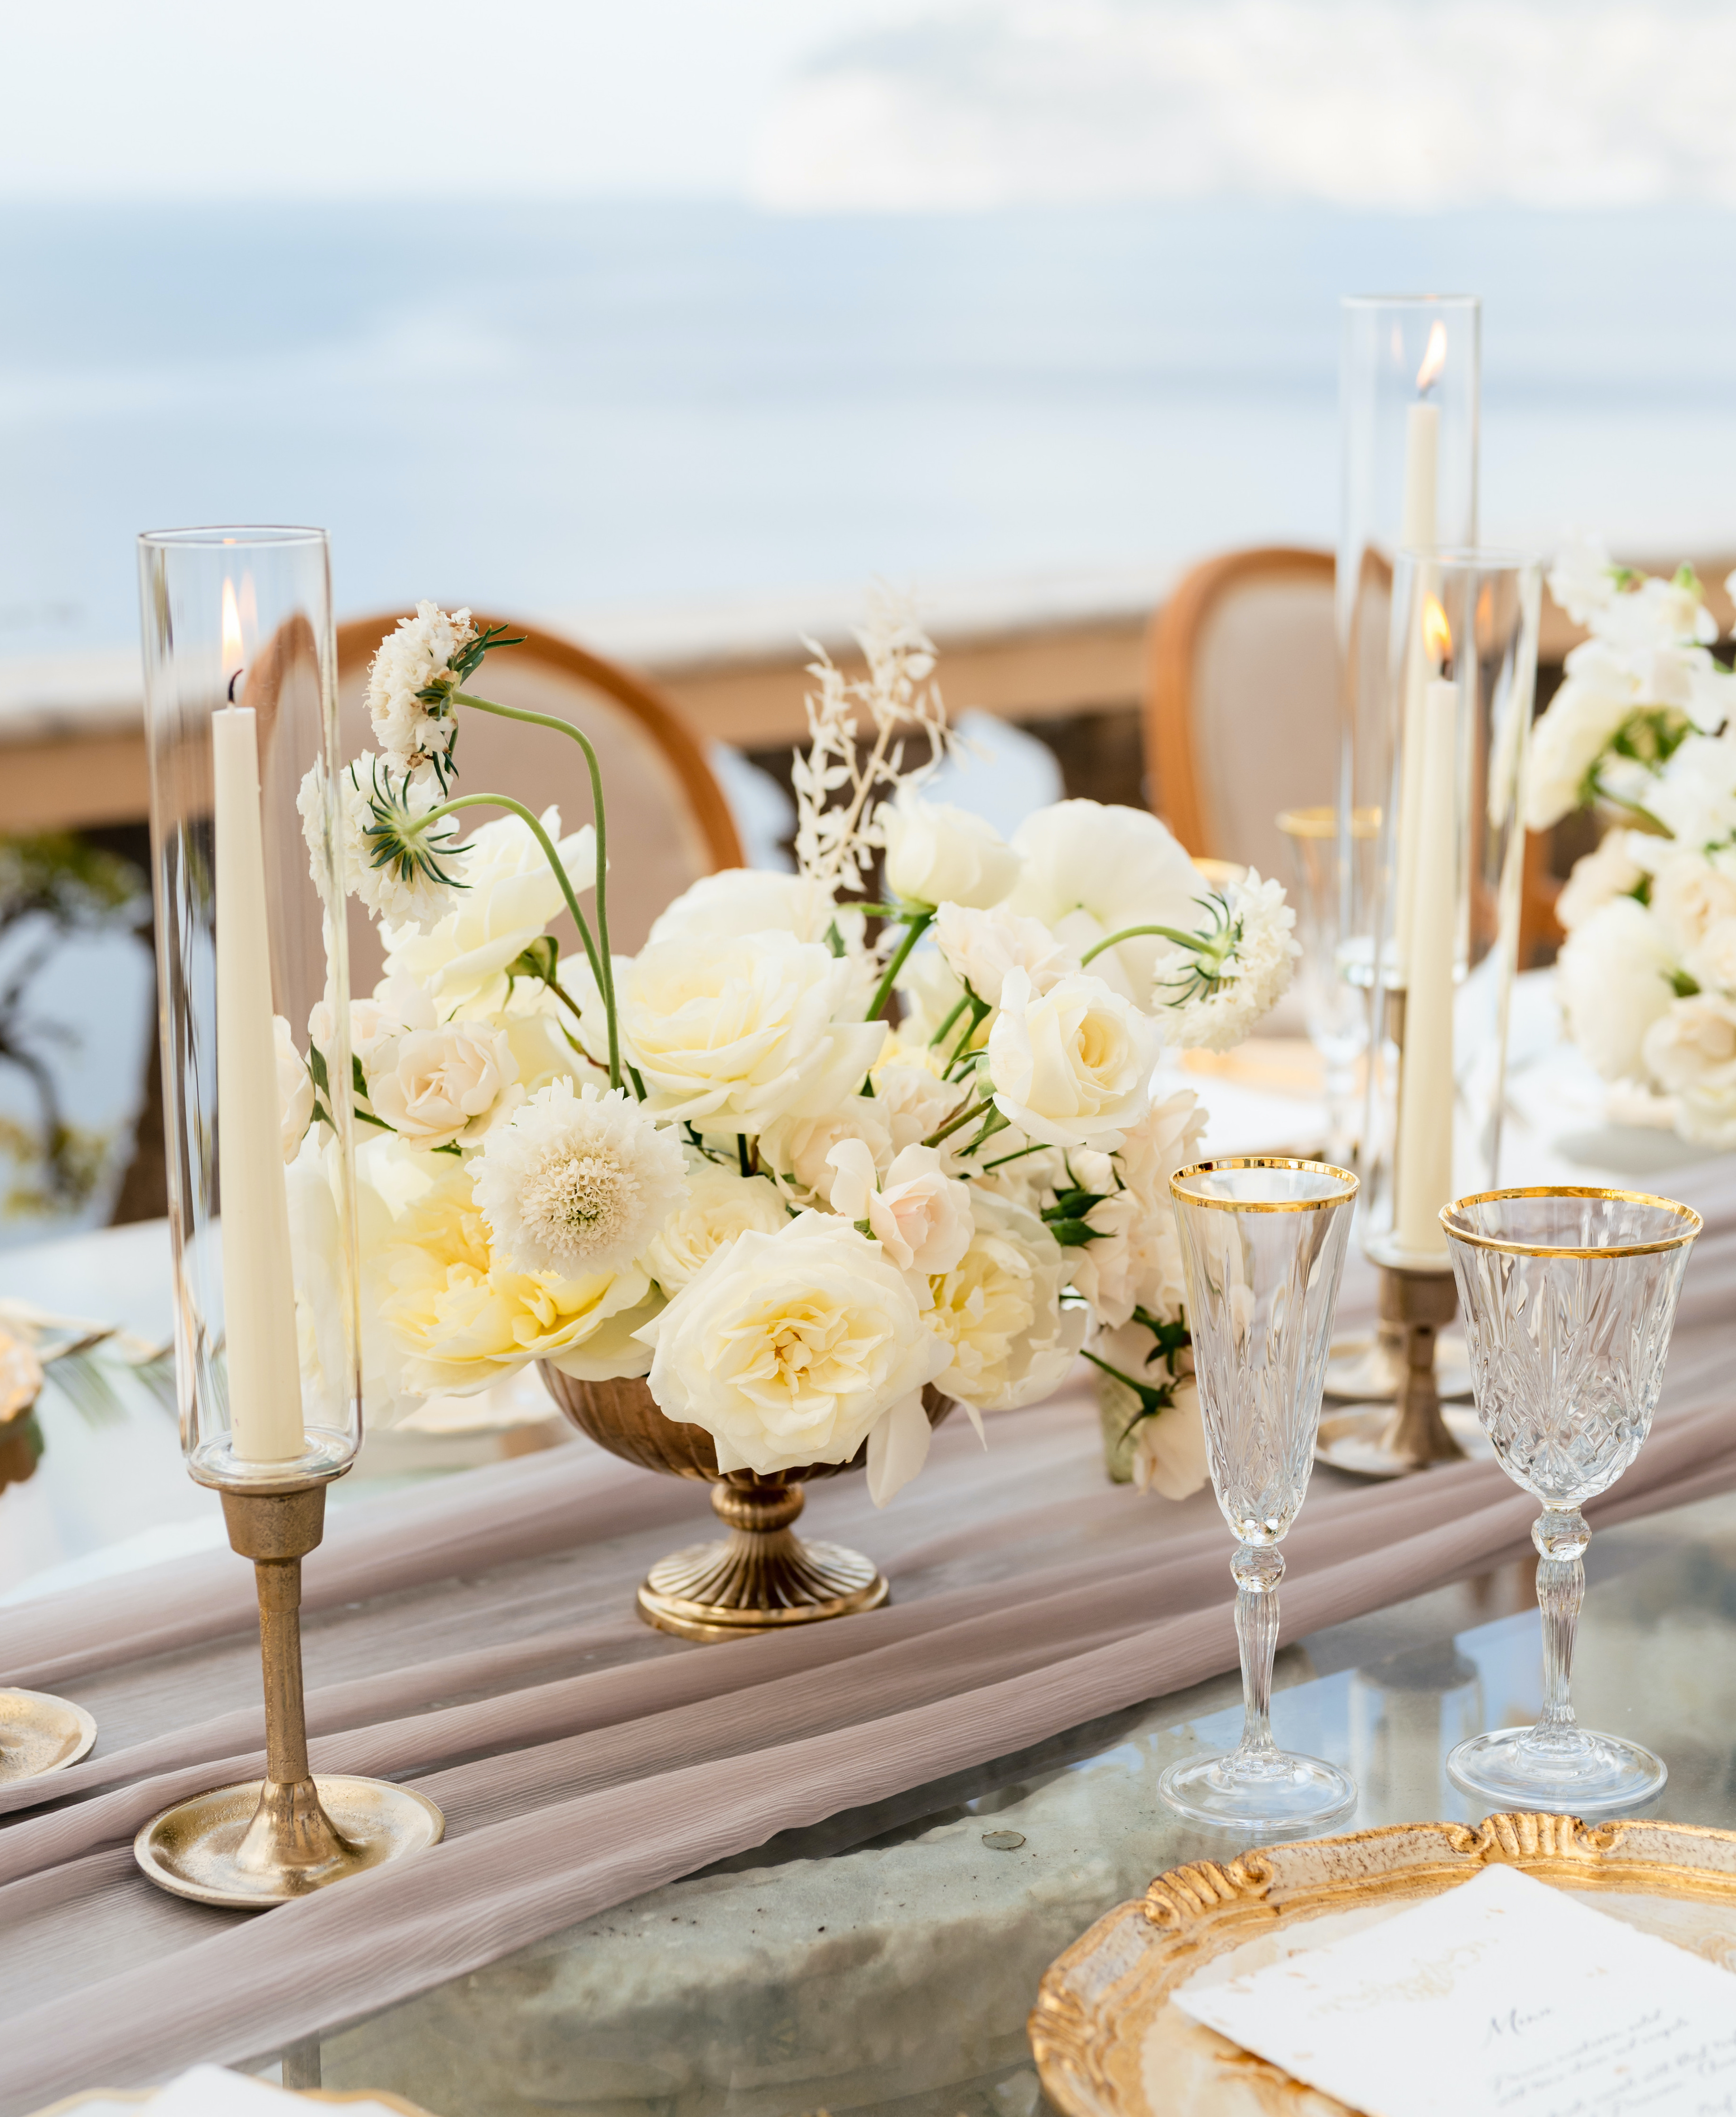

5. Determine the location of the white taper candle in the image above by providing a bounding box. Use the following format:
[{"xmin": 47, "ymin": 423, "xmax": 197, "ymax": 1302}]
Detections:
[
  {"xmin": 1393, "ymin": 676, "xmax": 1457, "ymax": 1260},
  {"xmin": 213, "ymin": 704, "xmax": 305, "ymax": 1461}
]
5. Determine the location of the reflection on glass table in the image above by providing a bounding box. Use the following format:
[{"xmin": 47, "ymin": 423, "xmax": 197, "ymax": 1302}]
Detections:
[{"xmin": 286, "ymin": 1489, "xmax": 1736, "ymax": 2117}]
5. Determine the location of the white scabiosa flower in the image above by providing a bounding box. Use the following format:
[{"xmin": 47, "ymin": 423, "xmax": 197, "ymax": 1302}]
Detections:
[
  {"xmin": 473, "ymin": 1080, "xmax": 688, "ymax": 1279},
  {"xmin": 1149, "ymin": 874, "xmax": 1298, "ymax": 1052},
  {"xmin": 366, "ymin": 602, "xmax": 478, "ymax": 775},
  {"xmin": 333, "ymin": 753, "xmax": 469, "ymax": 932}
]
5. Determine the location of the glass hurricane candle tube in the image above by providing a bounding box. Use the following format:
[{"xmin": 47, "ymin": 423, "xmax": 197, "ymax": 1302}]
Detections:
[
  {"xmin": 139, "ymin": 528, "xmax": 360, "ymax": 1486},
  {"xmin": 1276, "ymin": 805, "xmax": 1378, "ymax": 1171},
  {"xmin": 1160, "ymin": 1158, "xmax": 1359, "ymax": 1831},
  {"xmin": 1440, "ymin": 1187, "xmax": 1700, "ymax": 1812}
]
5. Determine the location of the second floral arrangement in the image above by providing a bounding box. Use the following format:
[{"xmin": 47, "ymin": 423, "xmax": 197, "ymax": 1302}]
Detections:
[{"xmin": 285, "ymin": 594, "xmax": 1297, "ymax": 1505}]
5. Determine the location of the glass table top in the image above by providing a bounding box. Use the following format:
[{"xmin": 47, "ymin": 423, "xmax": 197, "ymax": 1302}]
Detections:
[{"xmin": 284, "ymin": 1487, "xmax": 1736, "ymax": 2117}]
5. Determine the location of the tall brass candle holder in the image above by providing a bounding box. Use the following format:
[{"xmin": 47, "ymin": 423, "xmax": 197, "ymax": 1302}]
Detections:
[
  {"xmin": 134, "ymin": 1471, "xmax": 442, "ymax": 1908},
  {"xmin": 131, "ymin": 528, "xmax": 442, "ymax": 1907}
]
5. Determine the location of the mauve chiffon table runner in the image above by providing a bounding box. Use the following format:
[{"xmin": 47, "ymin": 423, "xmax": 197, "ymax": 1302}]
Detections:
[{"xmin": 3, "ymin": 1162, "xmax": 1736, "ymax": 2108}]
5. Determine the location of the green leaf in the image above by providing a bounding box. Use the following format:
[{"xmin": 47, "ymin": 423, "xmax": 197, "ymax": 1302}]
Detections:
[
  {"xmin": 307, "ymin": 1042, "xmax": 330, "ymax": 1095},
  {"xmin": 1046, "ymin": 1217, "xmax": 1099, "ymax": 1248}
]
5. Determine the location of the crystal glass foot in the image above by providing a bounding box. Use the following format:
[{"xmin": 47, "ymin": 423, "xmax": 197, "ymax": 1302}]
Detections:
[
  {"xmin": 1442, "ymin": 1188, "xmax": 1699, "ymax": 1814},
  {"xmin": 1161, "ymin": 1158, "xmax": 1359, "ymax": 1832}
]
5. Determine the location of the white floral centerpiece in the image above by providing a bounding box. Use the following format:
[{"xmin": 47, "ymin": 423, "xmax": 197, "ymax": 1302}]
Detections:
[
  {"xmin": 1527, "ymin": 540, "xmax": 1736, "ymax": 1146},
  {"xmin": 282, "ymin": 594, "xmax": 1298, "ymax": 1512}
]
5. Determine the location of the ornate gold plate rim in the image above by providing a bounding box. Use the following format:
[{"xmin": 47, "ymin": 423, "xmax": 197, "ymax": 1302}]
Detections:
[
  {"xmin": 134, "ymin": 1774, "xmax": 447, "ymax": 1910},
  {"xmin": 0, "ymin": 1687, "xmax": 98, "ymax": 1784},
  {"xmin": 1028, "ymin": 1810, "xmax": 1736, "ymax": 2117},
  {"xmin": 29, "ymin": 2090, "xmax": 438, "ymax": 2116}
]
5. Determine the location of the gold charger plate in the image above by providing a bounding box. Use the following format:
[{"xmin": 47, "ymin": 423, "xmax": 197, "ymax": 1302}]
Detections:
[{"xmin": 1029, "ymin": 1811, "xmax": 1736, "ymax": 2117}]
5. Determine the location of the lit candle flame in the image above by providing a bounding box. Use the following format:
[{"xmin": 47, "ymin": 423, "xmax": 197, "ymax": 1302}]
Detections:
[
  {"xmin": 221, "ymin": 578, "xmax": 245, "ymax": 699},
  {"xmin": 1423, "ymin": 593, "xmax": 1452, "ymax": 669},
  {"xmin": 1415, "ymin": 319, "xmax": 1447, "ymax": 395}
]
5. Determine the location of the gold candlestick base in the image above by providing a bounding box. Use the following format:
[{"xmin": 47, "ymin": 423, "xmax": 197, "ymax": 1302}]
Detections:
[
  {"xmin": 134, "ymin": 1478, "xmax": 443, "ymax": 1910},
  {"xmin": 1317, "ymin": 1264, "xmax": 1481, "ymax": 1479},
  {"xmin": 0, "ymin": 1688, "xmax": 97, "ymax": 1785}
]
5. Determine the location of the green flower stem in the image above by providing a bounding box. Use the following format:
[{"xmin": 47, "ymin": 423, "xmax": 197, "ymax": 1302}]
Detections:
[
  {"xmin": 922, "ymin": 1093, "xmax": 991, "ymax": 1149},
  {"xmin": 865, "ymin": 908, "xmax": 934, "ymax": 1023},
  {"xmin": 452, "ymin": 689, "xmax": 622, "ymax": 1090},
  {"xmin": 421, "ymin": 791, "xmax": 618, "ymax": 1088},
  {"xmin": 1078, "ymin": 922, "xmax": 1210, "ymax": 968},
  {"xmin": 1080, "ymin": 1347, "xmax": 1175, "ymax": 1425},
  {"xmin": 929, "ymin": 994, "xmax": 970, "ymax": 1049}
]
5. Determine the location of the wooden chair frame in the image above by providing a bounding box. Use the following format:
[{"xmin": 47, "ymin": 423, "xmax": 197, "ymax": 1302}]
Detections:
[{"xmin": 334, "ymin": 612, "xmax": 745, "ymax": 872}]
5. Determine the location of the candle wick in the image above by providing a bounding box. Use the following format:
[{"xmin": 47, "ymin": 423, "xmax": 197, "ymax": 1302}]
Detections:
[{"xmin": 227, "ymin": 669, "xmax": 245, "ymax": 703}]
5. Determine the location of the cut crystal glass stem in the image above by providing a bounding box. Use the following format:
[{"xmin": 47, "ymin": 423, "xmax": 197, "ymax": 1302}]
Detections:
[
  {"xmin": 1532, "ymin": 1507, "xmax": 1589, "ymax": 1746},
  {"xmin": 1229, "ymin": 1543, "xmax": 1285, "ymax": 1768}
]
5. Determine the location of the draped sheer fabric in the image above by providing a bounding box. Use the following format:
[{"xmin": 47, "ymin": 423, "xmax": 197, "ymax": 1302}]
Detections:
[{"xmin": 2, "ymin": 1162, "xmax": 1734, "ymax": 2112}]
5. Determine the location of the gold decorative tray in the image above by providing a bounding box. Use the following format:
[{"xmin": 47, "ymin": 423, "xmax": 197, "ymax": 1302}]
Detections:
[{"xmin": 1029, "ymin": 1811, "xmax": 1736, "ymax": 2117}]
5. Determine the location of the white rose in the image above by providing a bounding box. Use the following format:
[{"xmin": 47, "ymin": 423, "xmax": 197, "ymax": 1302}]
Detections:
[
  {"xmin": 1556, "ymin": 898, "xmax": 1676, "ymax": 1083},
  {"xmin": 605, "ymin": 933, "xmax": 887, "ymax": 1134},
  {"xmin": 275, "ymin": 1016, "xmax": 315, "ymax": 1163},
  {"xmin": 1003, "ymin": 800, "xmax": 1204, "ymax": 1004},
  {"xmin": 1116, "ymin": 1089, "xmax": 1208, "ymax": 1211},
  {"xmin": 1066, "ymin": 1187, "xmax": 1141, "ymax": 1328},
  {"xmin": 309, "ymin": 975, "xmax": 431, "ymax": 1067},
  {"xmin": 1523, "ymin": 657, "xmax": 1636, "ymax": 830},
  {"xmin": 934, "ymin": 902, "xmax": 1079, "ymax": 1007},
  {"xmin": 883, "ymin": 793, "xmax": 1022, "ymax": 910},
  {"xmin": 1132, "ymin": 1377, "xmax": 1209, "ymax": 1500},
  {"xmin": 986, "ymin": 966, "xmax": 1161, "ymax": 1149},
  {"xmin": 1556, "ymin": 832, "xmax": 1646, "ymax": 932},
  {"xmin": 1648, "ymin": 735, "xmax": 1736, "ymax": 850},
  {"xmin": 636, "ymin": 1211, "xmax": 948, "ymax": 1496},
  {"xmin": 382, "ymin": 805, "xmax": 596, "ymax": 1017},
  {"xmin": 640, "ymin": 1160, "xmax": 787, "ymax": 1292},
  {"xmin": 826, "ymin": 1138, "xmax": 973, "ymax": 1282},
  {"xmin": 1651, "ymin": 853, "xmax": 1736, "ymax": 957},
  {"xmin": 1684, "ymin": 917, "xmax": 1736, "ymax": 997},
  {"xmin": 1547, "ymin": 535, "xmax": 1618, "ymax": 627},
  {"xmin": 927, "ymin": 1190, "xmax": 1084, "ymax": 1413},
  {"xmin": 872, "ymin": 1044, "xmax": 968, "ymax": 1158},
  {"xmin": 366, "ymin": 1020, "xmax": 520, "ymax": 1148},
  {"xmin": 649, "ymin": 868, "xmax": 865, "ymax": 952},
  {"xmin": 1640, "ymin": 993, "xmax": 1736, "ymax": 1095},
  {"xmin": 759, "ymin": 1095, "xmax": 892, "ymax": 1199}
]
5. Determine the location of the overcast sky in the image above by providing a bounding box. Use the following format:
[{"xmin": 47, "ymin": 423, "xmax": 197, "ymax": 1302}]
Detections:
[{"xmin": 7, "ymin": 0, "xmax": 1735, "ymax": 210}]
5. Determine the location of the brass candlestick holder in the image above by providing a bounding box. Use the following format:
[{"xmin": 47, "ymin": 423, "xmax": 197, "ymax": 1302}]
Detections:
[
  {"xmin": 134, "ymin": 1474, "xmax": 443, "ymax": 1909},
  {"xmin": 1316, "ymin": 1261, "xmax": 1474, "ymax": 1478}
]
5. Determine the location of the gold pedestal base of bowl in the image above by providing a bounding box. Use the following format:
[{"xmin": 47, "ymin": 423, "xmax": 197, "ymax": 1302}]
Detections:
[
  {"xmin": 135, "ymin": 1772, "xmax": 445, "ymax": 1909},
  {"xmin": 0, "ymin": 1687, "xmax": 97, "ymax": 1784},
  {"xmin": 638, "ymin": 1477, "xmax": 889, "ymax": 1642},
  {"xmin": 541, "ymin": 1367, "xmax": 947, "ymax": 1643}
]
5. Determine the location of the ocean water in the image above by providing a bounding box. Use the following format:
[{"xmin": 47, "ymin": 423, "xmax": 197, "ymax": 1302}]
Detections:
[{"xmin": 2, "ymin": 197, "xmax": 1736, "ymax": 655}]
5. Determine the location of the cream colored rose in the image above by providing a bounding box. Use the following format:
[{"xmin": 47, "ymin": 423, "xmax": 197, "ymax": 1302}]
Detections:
[
  {"xmin": 649, "ymin": 868, "xmax": 865, "ymax": 952},
  {"xmin": 1651, "ymin": 854, "xmax": 1736, "ymax": 958},
  {"xmin": 927, "ymin": 1190, "xmax": 1084, "ymax": 1413},
  {"xmin": 636, "ymin": 1210, "xmax": 948, "ymax": 1485},
  {"xmin": 382, "ymin": 805, "xmax": 595, "ymax": 1016},
  {"xmin": 826, "ymin": 1138, "xmax": 973, "ymax": 1281},
  {"xmin": 759, "ymin": 1095, "xmax": 892, "ymax": 1200},
  {"xmin": 366, "ymin": 1020, "xmax": 519, "ymax": 1148},
  {"xmin": 275, "ymin": 1016, "xmax": 315, "ymax": 1163},
  {"xmin": 934, "ymin": 902, "xmax": 1079, "ymax": 1006},
  {"xmin": 986, "ymin": 966, "xmax": 1160, "ymax": 1148},
  {"xmin": 1685, "ymin": 916, "xmax": 1736, "ymax": 996},
  {"xmin": 1556, "ymin": 898, "xmax": 1675, "ymax": 1083},
  {"xmin": 607, "ymin": 933, "xmax": 887, "ymax": 1133},
  {"xmin": 883, "ymin": 793, "xmax": 1022, "ymax": 910},
  {"xmin": 872, "ymin": 1043, "xmax": 966, "ymax": 1157},
  {"xmin": 1523, "ymin": 657, "xmax": 1635, "ymax": 830},
  {"xmin": 1641, "ymin": 992, "xmax": 1736, "ymax": 1093},
  {"xmin": 369, "ymin": 1154, "xmax": 656, "ymax": 1403},
  {"xmin": 1003, "ymin": 799, "xmax": 1203, "ymax": 1004},
  {"xmin": 1555, "ymin": 832, "xmax": 1646, "ymax": 932},
  {"xmin": 640, "ymin": 1160, "xmax": 787, "ymax": 1292},
  {"xmin": 1133, "ymin": 1380, "xmax": 1209, "ymax": 1500}
]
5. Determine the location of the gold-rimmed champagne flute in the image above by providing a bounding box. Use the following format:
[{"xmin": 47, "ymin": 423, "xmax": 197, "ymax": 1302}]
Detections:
[
  {"xmin": 1161, "ymin": 1157, "xmax": 1359, "ymax": 1829},
  {"xmin": 1441, "ymin": 1186, "xmax": 1700, "ymax": 1812}
]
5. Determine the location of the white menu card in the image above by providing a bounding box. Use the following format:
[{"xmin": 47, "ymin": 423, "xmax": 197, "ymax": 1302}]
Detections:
[{"xmin": 1173, "ymin": 1864, "xmax": 1736, "ymax": 2117}]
